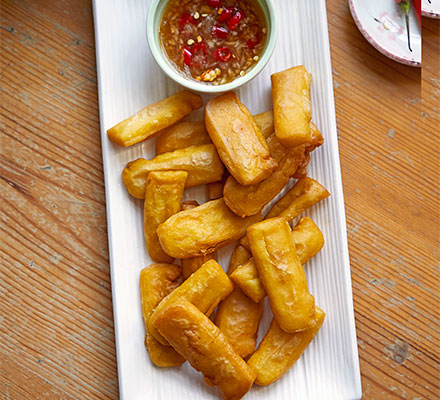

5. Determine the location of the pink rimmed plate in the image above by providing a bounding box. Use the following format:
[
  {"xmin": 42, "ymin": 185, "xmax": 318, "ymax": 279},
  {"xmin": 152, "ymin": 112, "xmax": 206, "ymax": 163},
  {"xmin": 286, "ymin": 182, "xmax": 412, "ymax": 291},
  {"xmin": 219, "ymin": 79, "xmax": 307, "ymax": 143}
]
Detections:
[
  {"xmin": 422, "ymin": 0, "xmax": 440, "ymax": 18},
  {"xmin": 349, "ymin": 0, "xmax": 421, "ymax": 67}
]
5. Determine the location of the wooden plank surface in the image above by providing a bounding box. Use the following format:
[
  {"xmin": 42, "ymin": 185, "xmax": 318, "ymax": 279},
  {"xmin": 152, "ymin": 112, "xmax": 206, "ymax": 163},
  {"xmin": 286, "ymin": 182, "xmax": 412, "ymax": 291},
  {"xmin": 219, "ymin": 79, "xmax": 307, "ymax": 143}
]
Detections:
[{"xmin": 1, "ymin": 0, "xmax": 439, "ymax": 399}]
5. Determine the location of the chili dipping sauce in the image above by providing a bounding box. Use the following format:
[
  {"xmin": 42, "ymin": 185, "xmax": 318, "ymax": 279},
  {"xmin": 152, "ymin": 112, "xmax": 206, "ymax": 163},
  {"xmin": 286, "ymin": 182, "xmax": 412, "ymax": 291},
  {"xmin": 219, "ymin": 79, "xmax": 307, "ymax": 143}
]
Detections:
[{"xmin": 159, "ymin": 0, "xmax": 268, "ymax": 85}]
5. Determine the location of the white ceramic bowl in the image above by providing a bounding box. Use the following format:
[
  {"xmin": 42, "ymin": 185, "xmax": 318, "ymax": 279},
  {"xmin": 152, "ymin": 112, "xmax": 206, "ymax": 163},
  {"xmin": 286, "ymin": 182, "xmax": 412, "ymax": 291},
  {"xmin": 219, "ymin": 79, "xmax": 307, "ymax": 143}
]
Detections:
[{"xmin": 147, "ymin": 0, "xmax": 278, "ymax": 93}]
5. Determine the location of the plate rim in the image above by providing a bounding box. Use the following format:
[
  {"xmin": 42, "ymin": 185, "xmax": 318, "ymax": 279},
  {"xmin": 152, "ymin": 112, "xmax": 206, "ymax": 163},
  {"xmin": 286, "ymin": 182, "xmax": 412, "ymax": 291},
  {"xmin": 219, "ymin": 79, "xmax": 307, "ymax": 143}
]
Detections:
[{"xmin": 349, "ymin": 0, "xmax": 421, "ymax": 67}]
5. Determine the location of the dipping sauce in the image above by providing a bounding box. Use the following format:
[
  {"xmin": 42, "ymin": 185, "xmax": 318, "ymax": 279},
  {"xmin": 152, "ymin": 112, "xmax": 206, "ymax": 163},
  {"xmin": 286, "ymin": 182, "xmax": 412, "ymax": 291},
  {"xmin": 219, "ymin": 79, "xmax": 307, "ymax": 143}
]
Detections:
[{"xmin": 159, "ymin": 0, "xmax": 268, "ymax": 85}]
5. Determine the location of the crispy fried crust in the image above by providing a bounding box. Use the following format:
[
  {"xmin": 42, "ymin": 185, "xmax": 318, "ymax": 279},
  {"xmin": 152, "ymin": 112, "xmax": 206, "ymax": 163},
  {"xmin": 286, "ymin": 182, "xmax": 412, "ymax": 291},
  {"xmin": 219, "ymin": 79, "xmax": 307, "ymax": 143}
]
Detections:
[
  {"xmin": 157, "ymin": 198, "xmax": 262, "ymax": 259},
  {"xmin": 230, "ymin": 218, "xmax": 324, "ymax": 303},
  {"xmin": 148, "ymin": 259, "xmax": 233, "ymax": 345},
  {"xmin": 248, "ymin": 307, "xmax": 326, "ymax": 386},
  {"xmin": 180, "ymin": 201, "xmax": 216, "ymax": 279},
  {"xmin": 247, "ymin": 218, "xmax": 316, "ymax": 332},
  {"xmin": 272, "ymin": 66, "xmax": 312, "ymax": 147},
  {"xmin": 139, "ymin": 264, "xmax": 185, "ymax": 367},
  {"xmin": 107, "ymin": 91, "xmax": 203, "ymax": 146},
  {"xmin": 144, "ymin": 171, "xmax": 187, "ymax": 262},
  {"xmin": 223, "ymin": 137, "xmax": 305, "ymax": 217},
  {"xmin": 122, "ymin": 144, "xmax": 225, "ymax": 199},
  {"xmin": 266, "ymin": 177, "xmax": 330, "ymax": 220},
  {"xmin": 215, "ymin": 245, "xmax": 263, "ymax": 358},
  {"xmin": 156, "ymin": 121, "xmax": 211, "ymax": 155},
  {"xmin": 253, "ymin": 110, "xmax": 274, "ymax": 139},
  {"xmin": 230, "ymin": 258, "xmax": 265, "ymax": 303},
  {"xmin": 205, "ymin": 93, "xmax": 277, "ymax": 186},
  {"xmin": 153, "ymin": 301, "xmax": 256, "ymax": 400}
]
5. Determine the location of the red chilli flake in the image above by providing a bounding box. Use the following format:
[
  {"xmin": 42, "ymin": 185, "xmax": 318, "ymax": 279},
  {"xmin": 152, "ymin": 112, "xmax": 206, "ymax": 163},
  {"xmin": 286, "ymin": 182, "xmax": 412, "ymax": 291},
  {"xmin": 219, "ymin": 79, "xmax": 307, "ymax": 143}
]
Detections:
[
  {"xmin": 206, "ymin": 0, "xmax": 221, "ymax": 8},
  {"xmin": 212, "ymin": 25, "xmax": 228, "ymax": 39},
  {"xmin": 183, "ymin": 46, "xmax": 192, "ymax": 66},
  {"xmin": 179, "ymin": 13, "xmax": 195, "ymax": 29},
  {"xmin": 227, "ymin": 9, "xmax": 244, "ymax": 30},
  {"xmin": 193, "ymin": 42, "xmax": 207, "ymax": 55},
  {"xmin": 218, "ymin": 7, "xmax": 234, "ymax": 22},
  {"xmin": 214, "ymin": 46, "xmax": 232, "ymax": 62}
]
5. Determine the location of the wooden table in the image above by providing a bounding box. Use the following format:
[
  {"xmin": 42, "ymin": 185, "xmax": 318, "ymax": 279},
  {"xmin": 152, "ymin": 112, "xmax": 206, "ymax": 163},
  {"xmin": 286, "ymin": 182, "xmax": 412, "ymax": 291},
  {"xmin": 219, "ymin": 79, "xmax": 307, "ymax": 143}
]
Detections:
[{"xmin": 1, "ymin": 1, "xmax": 439, "ymax": 398}]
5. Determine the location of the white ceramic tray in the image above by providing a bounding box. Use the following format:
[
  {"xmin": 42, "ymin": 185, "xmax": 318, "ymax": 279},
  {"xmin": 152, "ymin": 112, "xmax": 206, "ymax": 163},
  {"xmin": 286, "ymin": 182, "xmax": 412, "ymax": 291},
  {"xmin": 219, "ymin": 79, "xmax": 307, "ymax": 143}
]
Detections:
[{"xmin": 92, "ymin": 1, "xmax": 362, "ymax": 399}]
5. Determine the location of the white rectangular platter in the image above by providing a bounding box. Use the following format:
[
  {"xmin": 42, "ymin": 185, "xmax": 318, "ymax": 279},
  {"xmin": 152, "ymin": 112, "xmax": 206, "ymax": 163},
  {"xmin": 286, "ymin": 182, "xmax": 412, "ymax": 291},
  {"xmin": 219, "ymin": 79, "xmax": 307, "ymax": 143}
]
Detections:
[{"xmin": 92, "ymin": 1, "xmax": 362, "ymax": 399}]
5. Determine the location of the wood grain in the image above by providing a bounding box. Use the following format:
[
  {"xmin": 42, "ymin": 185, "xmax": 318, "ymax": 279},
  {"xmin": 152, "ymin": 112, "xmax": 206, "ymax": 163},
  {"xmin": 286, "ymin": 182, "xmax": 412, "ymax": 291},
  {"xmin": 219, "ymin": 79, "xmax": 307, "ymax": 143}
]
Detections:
[{"xmin": 0, "ymin": 0, "xmax": 439, "ymax": 399}]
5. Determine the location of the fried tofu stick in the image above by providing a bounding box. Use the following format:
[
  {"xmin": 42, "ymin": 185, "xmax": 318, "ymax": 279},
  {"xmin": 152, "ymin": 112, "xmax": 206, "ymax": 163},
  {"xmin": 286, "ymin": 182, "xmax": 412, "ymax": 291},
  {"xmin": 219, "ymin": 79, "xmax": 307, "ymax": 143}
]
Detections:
[
  {"xmin": 266, "ymin": 177, "xmax": 330, "ymax": 220},
  {"xmin": 272, "ymin": 66, "xmax": 312, "ymax": 147},
  {"xmin": 247, "ymin": 307, "xmax": 326, "ymax": 386},
  {"xmin": 291, "ymin": 217, "xmax": 325, "ymax": 264},
  {"xmin": 205, "ymin": 93, "xmax": 277, "ymax": 186},
  {"xmin": 148, "ymin": 259, "xmax": 233, "ymax": 345},
  {"xmin": 247, "ymin": 218, "xmax": 316, "ymax": 332},
  {"xmin": 215, "ymin": 245, "xmax": 264, "ymax": 358},
  {"xmin": 155, "ymin": 110, "xmax": 275, "ymax": 160},
  {"xmin": 223, "ymin": 135, "xmax": 305, "ymax": 217},
  {"xmin": 228, "ymin": 244, "xmax": 252, "ymax": 275},
  {"xmin": 153, "ymin": 301, "xmax": 256, "ymax": 400},
  {"xmin": 122, "ymin": 144, "xmax": 225, "ymax": 199},
  {"xmin": 107, "ymin": 91, "xmax": 203, "ymax": 146},
  {"xmin": 139, "ymin": 264, "xmax": 185, "ymax": 367},
  {"xmin": 144, "ymin": 171, "xmax": 187, "ymax": 263},
  {"xmin": 156, "ymin": 121, "xmax": 211, "ymax": 155},
  {"xmin": 231, "ymin": 217, "xmax": 324, "ymax": 303},
  {"xmin": 253, "ymin": 110, "xmax": 274, "ymax": 139},
  {"xmin": 157, "ymin": 198, "xmax": 262, "ymax": 259},
  {"xmin": 180, "ymin": 201, "xmax": 215, "ymax": 279},
  {"xmin": 230, "ymin": 258, "xmax": 266, "ymax": 303}
]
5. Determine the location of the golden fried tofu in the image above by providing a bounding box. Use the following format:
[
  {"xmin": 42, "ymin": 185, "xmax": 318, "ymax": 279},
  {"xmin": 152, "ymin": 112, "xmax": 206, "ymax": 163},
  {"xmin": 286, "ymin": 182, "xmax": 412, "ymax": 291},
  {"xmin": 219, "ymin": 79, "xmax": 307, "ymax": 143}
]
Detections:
[
  {"xmin": 272, "ymin": 66, "xmax": 312, "ymax": 147},
  {"xmin": 144, "ymin": 171, "xmax": 187, "ymax": 263},
  {"xmin": 266, "ymin": 177, "xmax": 330, "ymax": 220},
  {"xmin": 155, "ymin": 110, "xmax": 274, "ymax": 156},
  {"xmin": 107, "ymin": 91, "xmax": 203, "ymax": 146},
  {"xmin": 292, "ymin": 123, "xmax": 325, "ymax": 179},
  {"xmin": 308, "ymin": 122, "xmax": 325, "ymax": 151},
  {"xmin": 157, "ymin": 198, "xmax": 262, "ymax": 259},
  {"xmin": 230, "ymin": 258, "xmax": 266, "ymax": 303},
  {"xmin": 139, "ymin": 264, "xmax": 185, "ymax": 367},
  {"xmin": 181, "ymin": 254, "xmax": 215, "ymax": 280},
  {"xmin": 205, "ymin": 93, "xmax": 277, "ymax": 186},
  {"xmin": 292, "ymin": 217, "xmax": 324, "ymax": 263},
  {"xmin": 216, "ymin": 252, "xmax": 263, "ymax": 358},
  {"xmin": 122, "ymin": 144, "xmax": 225, "ymax": 199},
  {"xmin": 180, "ymin": 200, "xmax": 215, "ymax": 279},
  {"xmin": 148, "ymin": 259, "xmax": 233, "ymax": 345},
  {"xmin": 153, "ymin": 301, "xmax": 256, "ymax": 400},
  {"xmin": 253, "ymin": 110, "xmax": 274, "ymax": 139},
  {"xmin": 215, "ymin": 245, "xmax": 262, "ymax": 358},
  {"xmin": 228, "ymin": 245, "xmax": 252, "ymax": 275},
  {"xmin": 155, "ymin": 121, "xmax": 211, "ymax": 155},
  {"xmin": 239, "ymin": 235, "xmax": 251, "ymax": 250},
  {"xmin": 292, "ymin": 150, "xmax": 311, "ymax": 180},
  {"xmin": 223, "ymin": 135, "xmax": 305, "ymax": 217},
  {"xmin": 215, "ymin": 288, "xmax": 264, "ymax": 359},
  {"xmin": 248, "ymin": 307, "xmax": 326, "ymax": 386},
  {"xmin": 230, "ymin": 218, "xmax": 324, "ymax": 303},
  {"xmin": 247, "ymin": 218, "xmax": 316, "ymax": 332}
]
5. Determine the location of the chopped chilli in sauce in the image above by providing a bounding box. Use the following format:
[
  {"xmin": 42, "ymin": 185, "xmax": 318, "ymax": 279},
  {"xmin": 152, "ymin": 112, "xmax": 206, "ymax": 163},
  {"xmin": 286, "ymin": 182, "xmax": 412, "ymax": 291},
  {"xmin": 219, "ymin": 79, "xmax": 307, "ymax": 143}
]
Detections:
[{"xmin": 159, "ymin": 0, "xmax": 267, "ymax": 85}]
